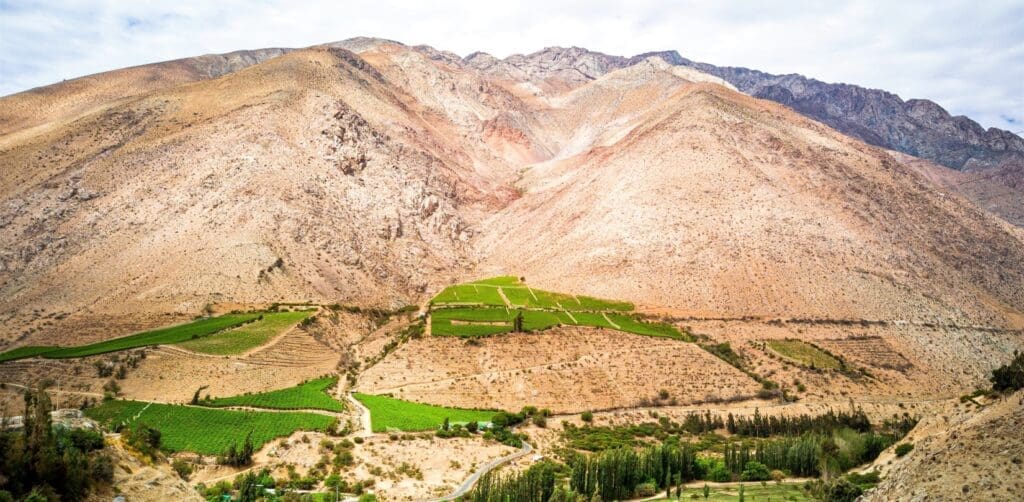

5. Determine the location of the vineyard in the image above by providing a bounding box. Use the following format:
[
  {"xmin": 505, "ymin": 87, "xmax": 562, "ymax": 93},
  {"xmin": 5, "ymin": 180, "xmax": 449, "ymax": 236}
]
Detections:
[
  {"xmin": 84, "ymin": 400, "xmax": 333, "ymax": 454},
  {"xmin": 430, "ymin": 276, "xmax": 633, "ymax": 311},
  {"xmin": 201, "ymin": 376, "xmax": 345, "ymax": 411},
  {"xmin": 767, "ymin": 339, "xmax": 843, "ymax": 369},
  {"xmin": 176, "ymin": 310, "xmax": 314, "ymax": 355},
  {"xmin": 0, "ymin": 313, "xmax": 262, "ymax": 362},
  {"xmin": 352, "ymin": 393, "xmax": 497, "ymax": 432},
  {"xmin": 428, "ymin": 288, "xmax": 684, "ymax": 340}
]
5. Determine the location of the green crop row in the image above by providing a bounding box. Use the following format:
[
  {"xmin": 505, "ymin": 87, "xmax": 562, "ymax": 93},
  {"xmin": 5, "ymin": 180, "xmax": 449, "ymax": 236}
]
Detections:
[
  {"xmin": 353, "ymin": 393, "xmax": 497, "ymax": 432},
  {"xmin": 176, "ymin": 310, "xmax": 313, "ymax": 355},
  {"xmin": 84, "ymin": 400, "xmax": 333, "ymax": 455},
  {"xmin": 430, "ymin": 276, "xmax": 634, "ymax": 312},
  {"xmin": 430, "ymin": 306, "xmax": 685, "ymax": 340},
  {"xmin": 200, "ymin": 377, "xmax": 344, "ymax": 412},
  {"xmin": 0, "ymin": 313, "xmax": 262, "ymax": 362}
]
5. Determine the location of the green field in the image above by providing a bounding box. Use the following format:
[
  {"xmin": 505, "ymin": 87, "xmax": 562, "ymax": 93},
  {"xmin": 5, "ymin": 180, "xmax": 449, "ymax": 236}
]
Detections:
[
  {"xmin": 0, "ymin": 346, "xmax": 55, "ymax": 363},
  {"xmin": 201, "ymin": 377, "xmax": 344, "ymax": 412},
  {"xmin": 84, "ymin": 400, "xmax": 333, "ymax": 454},
  {"xmin": 176, "ymin": 310, "xmax": 313, "ymax": 355},
  {"xmin": 430, "ymin": 306, "xmax": 685, "ymax": 340},
  {"xmin": 430, "ymin": 277, "xmax": 632, "ymax": 312},
  {"xmin": 0, "ymin": 314, "xmax": 262, "ymax": 362},
  {"xmin": 653, "ymin": 482, "xmax": 811, "ymax": 501},
  {"xmin": 768, "ymin": 339, "xmax": 842, "ymax": 369},
  {"xmin": 352, "ymin": 393, "xmax": 496, "ymax": 432}
]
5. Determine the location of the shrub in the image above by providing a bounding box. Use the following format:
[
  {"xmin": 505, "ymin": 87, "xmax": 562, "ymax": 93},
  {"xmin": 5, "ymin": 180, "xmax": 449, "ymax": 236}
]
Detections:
[
  {"xmin": 825, "ymin": 478, "xmax": 863, "ymax": 502},
  {"xmin": 532, "ymin": 415, "xmax": 547, "ymax": 428},
  {"xmin": 634, "ymin": 482, "xmax": 658, "ymax": 498},
  {"xmin": 895, "ymin": 443, "xmax": 914, "ymax": 457},
  {"xmin": 171, "ymin": 459, "xmax": 193, "ymax": 480},
  {"xmin": 581, "ymin": 411, "xmax": 593, "ymax": 423},
  {"xmin": 740, "ymin": 461, "xmax": 770, "ymax": 481}
]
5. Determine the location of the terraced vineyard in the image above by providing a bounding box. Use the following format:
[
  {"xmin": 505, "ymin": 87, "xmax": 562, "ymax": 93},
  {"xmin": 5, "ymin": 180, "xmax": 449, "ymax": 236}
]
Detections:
[
  {"xmin": 429, "ymin": 277, "xmax": 684, "ymax": 339},
  {"xmin": 768, "ymin": 339, "xmax": 843, "ymax": 369},
  {"xmin": 353, "ymin": 393, "xmax": 497, "ymax": 432},
  {"xmin": 201, "ymin": 377, "xmax": 344, "ymax": 412},
  {"xmin": 84, "ymin": 400, "xmax": 333, "ymax": 454},
  {"xmin": 175, "ymin": 310, "xmax": 313, "ymax": 355},
  {"xmin": 0, "ymin": 313, "xmax": 262, "ymax": 362}
]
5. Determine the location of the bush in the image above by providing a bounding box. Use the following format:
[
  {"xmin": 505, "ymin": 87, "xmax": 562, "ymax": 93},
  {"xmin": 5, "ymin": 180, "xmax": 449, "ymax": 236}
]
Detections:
[
  {"xmin": 532, "ymin": 415, "xmax": 547, "ymax": 428},
  {"xmin": 895, "ymin": 443, "xmax": 914, "ymax": 457},
  {"xmin": 740, "ymin": 461, "xmax": 770, "ymax": 481},
  {"xmin": 171, "ymin": 459, "xmax": 193, "ymax": 480},
  {"xmin": 825, "ymin": 478, "xmax": 863, "ymax": 502},
  {"xmin": 581, "ymin": 411, "xmax": 593, "ymax": 423},
  {"xmin": 634, "ymin": 482, "xmax": 658, "ymax": 498}
]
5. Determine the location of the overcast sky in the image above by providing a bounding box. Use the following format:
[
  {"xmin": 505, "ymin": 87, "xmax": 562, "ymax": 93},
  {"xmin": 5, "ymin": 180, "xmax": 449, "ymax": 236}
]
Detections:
[{"xmin": 1, "ymin": 0, "xmax": 1022, "ymax": 131}]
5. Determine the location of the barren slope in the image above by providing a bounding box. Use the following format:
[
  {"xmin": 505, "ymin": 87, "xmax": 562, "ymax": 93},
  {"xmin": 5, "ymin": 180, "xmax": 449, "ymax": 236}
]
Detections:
[{"xmin": 477, "ymin": 80, "xmax": 1024, "ymax": 328}]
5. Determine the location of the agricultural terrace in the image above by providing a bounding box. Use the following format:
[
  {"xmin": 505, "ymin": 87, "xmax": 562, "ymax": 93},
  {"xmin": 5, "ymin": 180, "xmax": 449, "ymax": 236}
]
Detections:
[
  {"xmin": 200, "ymin": 377, "xmax": 344, "ymax": 412},
  {"xmin": 0, "ymin": 313, "xmax": 262, "ymax": 362},
  {"xmin": 176, "ymin": 310, "xmax": 313, "ymax": 355},
  {"xmin": 352, "ymin": 393, "xmax": 496, "ymax": 432},
  {"xmin": 767, "ymin": 339, "xmax": 843, "ymax": 370},
  {"xmin": 84, "ymin": 400, "xmax": 333, "ymax": 455},
  {"xmin": 429, "ymin": 277, "xmax": 684, "ymax": 340}
]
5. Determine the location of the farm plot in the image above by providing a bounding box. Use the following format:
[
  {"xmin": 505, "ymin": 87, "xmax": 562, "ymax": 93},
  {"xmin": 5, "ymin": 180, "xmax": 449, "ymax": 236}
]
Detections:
[
  {"xmin": 84, "ymin": 400, "xmax": 333, "ymax": 455},
  {"xmin": 767, "ymin": 339, "xmax": 843, "ymax": 369},
  {"xmin": 431, "ymin": 276, "xmax": 633, "ymax": 312},
  {"xmin": 430, "ymin": 306, "xmax": 685, "ymax": 340},
  {"xmin": 0, "ymin": 313, "xmax": 261, "ymax": 362},
  {"xmin": 352, "ymin": 392, "xmax": 497, "ymax": 432},
  {"xmin": 0, "ymin": 346, "xmax": 55, "ymax": 363},
  {"xmin": 175, "ymin": 310, "xmax": 313, "ymax": 355},
  {"xmin": 200, "ymin": 376, "xmax": 344, "ymax": 412}
]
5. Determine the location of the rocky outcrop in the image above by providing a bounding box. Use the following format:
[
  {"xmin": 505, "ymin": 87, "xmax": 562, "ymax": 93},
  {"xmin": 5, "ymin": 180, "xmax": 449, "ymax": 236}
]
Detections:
[{"xmin": 660, "ymin": 53, "xmax": 1024, "ymax": 172}]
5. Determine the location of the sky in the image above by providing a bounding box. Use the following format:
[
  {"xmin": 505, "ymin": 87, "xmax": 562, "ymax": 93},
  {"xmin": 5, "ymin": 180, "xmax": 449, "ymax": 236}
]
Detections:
[{"xmin": 1, "ymin": 0, "xmax": 1022, "ymax": 131}]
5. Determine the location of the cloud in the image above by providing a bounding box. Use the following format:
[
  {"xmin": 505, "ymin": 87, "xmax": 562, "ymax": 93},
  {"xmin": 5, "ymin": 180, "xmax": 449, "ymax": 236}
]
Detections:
[{"xmin": 0, "ymin": 0, "xmax": 1021, "ymax": 130}]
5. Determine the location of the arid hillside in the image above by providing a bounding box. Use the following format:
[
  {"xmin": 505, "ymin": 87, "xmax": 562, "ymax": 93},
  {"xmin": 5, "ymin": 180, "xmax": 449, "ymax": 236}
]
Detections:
[{"xmin": 1, "ymin": 38, "xmax": 1022, "ymax": 347}]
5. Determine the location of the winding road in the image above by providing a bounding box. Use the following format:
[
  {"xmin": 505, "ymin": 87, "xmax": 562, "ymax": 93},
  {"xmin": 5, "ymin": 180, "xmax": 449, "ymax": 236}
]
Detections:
[
  {"xmin": 346, "ymin": 392, "xmax": 533, "ymax": 501},
  {"xmin": 428, "ymin": 440, "xmax": 533, "ymax": 502}
]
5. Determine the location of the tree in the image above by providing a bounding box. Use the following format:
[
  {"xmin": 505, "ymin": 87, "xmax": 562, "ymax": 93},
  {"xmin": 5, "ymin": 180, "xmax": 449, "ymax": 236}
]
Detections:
[
  {"xmin": 990, "ymin": 351, "xmax": 1024, "ymax": 392},
  {"xmin": 442, "ymin": 417, "xmax": 450, "ymax": 431},
  {"xmin": 191, "ymin": 385, "xmax": 209, "ymax": 405},
  {"xmin": 581, "ymin": 411, "xmax": 594, "ymax": 423},
  {"xmin": 740, "ymin": 461, "xmax": 770, "ymax": 481},
  {"xmin": 738, "ymin": 484, "xmax": 745, "ymax": 502},
  {"xmin": 703, "ymin": 483, "xmax": 709, "ymax": 499},
  {"xmin": 513, "ymin": 310, "xmax": 524, "ymax": 332},
  {"xmin": 466, "ymin": 421, "xmax": 478, "ymax": 433}
]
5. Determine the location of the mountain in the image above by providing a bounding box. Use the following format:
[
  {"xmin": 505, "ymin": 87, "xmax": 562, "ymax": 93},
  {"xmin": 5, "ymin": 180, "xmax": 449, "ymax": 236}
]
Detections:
[{"xmin": 1, "ymin": 37, "xmax": 1022, "ymax": 500}]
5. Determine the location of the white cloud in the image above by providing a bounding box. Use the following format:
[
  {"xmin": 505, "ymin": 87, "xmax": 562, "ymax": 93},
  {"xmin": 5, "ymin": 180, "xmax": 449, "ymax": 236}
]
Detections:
[{"xmin": 0, "ymin": 0, "xmax": 1021, "ymax": 130}]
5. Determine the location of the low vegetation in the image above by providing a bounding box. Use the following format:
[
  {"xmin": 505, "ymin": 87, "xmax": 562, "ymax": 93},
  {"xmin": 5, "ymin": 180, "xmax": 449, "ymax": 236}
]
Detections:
[
  {"xmin": 200, "ymin": 376, "xmax": 344, "ymax": 412},
  {"xmin": 176, "ymin": 310, "xmax": 313, "ymax": 355},
  {"xmin": 352, "ymin": 393, "xmax": 496, "ymax": 432},
  {"xmin": 430, "ymin": 305, "xmax": 686, "ymax": 340},
  {"xmin": 84, "ymin": 400, "xmax": 333, "ymax": 455},
  {"xmin": 0, "ymin": 313, "xmax": 262, "ymax": 362}
]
